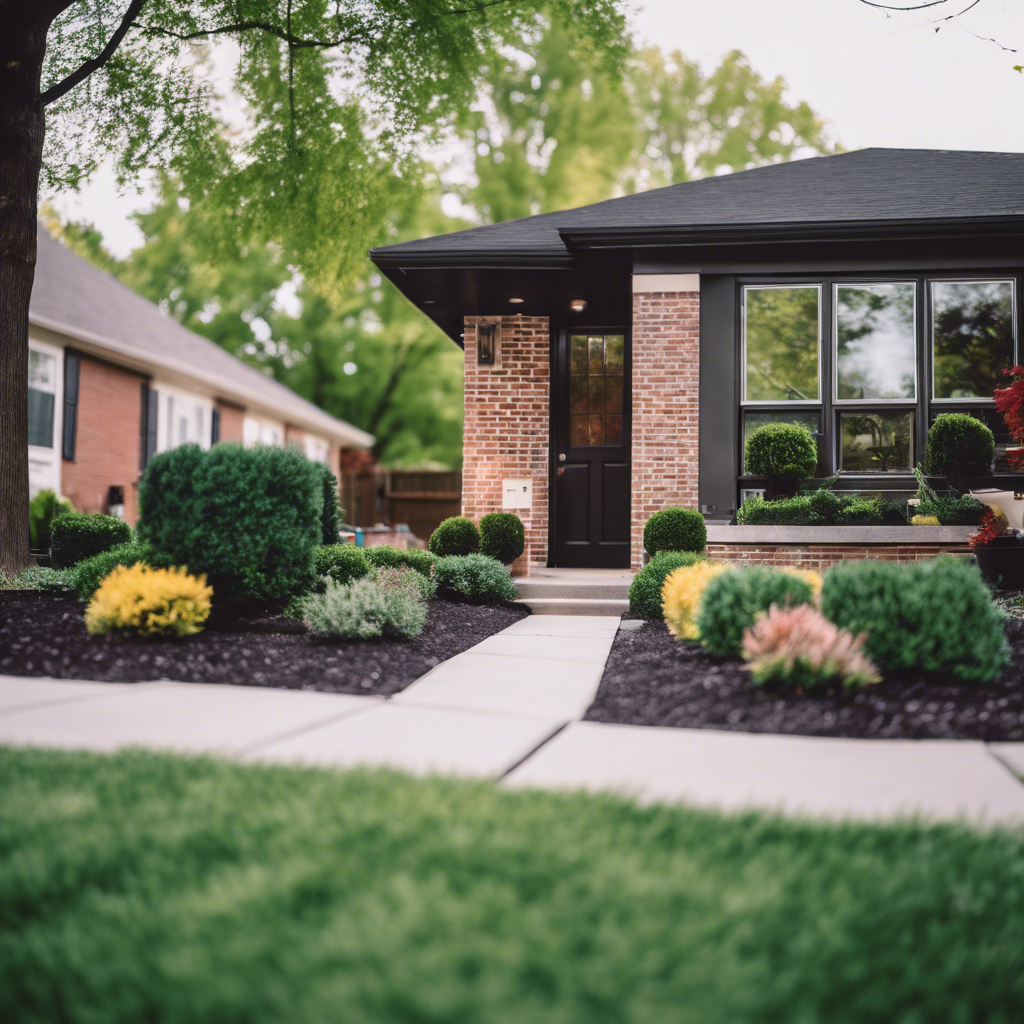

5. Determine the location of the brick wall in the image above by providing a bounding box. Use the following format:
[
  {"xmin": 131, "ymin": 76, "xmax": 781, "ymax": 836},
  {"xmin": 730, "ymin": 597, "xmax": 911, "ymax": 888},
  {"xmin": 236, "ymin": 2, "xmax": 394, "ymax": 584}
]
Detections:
[
  {"xmin": 631, "ymin": 289, "xmax": 700, "ymax": 568},
  {"xmin": 215, "ymin": 401, "xmax": 245, "ymax": 442},
  {"xmin": 62, "ymin": 354, "xmax": 145, "ymax": 523},
  {"xmin": 707, "ymin": 543, "xmax": 972, "ymax": 571},
  {"xmin": 463, "ymin": 316, "xmax": 550, "ymax": 569}
]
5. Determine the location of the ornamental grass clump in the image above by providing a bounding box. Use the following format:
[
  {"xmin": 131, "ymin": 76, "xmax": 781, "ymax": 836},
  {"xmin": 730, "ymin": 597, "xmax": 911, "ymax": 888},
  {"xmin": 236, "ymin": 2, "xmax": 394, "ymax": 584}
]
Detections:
[
  {"xmin": 478, "ymin": 512, "xmax": 526, "ymax": 564},
  {"xmin": 314, "ymin": 545, "xmax": 371, "ymax": 587},
  {"xmin": 375, "ymin": 565, "xmax": 436, "ymax": 601},
  {"xmin": 820, "ymin": 556, "xmax": 1008, "ymax": 683},
  {"xmin": 434, "ymin": 554, "xmax": 517, "ymax": 604},
  {"xmin": 742, "ymin": 604, "xmax": 880, "ymax": 691},
  {"xmin": 696, "ymin": 566, "xmax": 815, "ymax": 657},
  {"xmin": 84, "ymin": 564, "xmax": 212, "ymax": 639},
  {"xmin": 661, "ymin": 561, "xmax": 732, "ymax": 640},
  {"xmin": 643, "ymin": 507, "xmax": 707, "ymax": 557},
  {"xmin": 628, "ymin": 550, "xmax": 706, "ymax": 620},
  {"xmin": 428, "ymin": 516, "xmax": 480, "ymax": 557},
  {"xmin": 303, "ymin": 578, "xmax": 426, "ymax": 640}
]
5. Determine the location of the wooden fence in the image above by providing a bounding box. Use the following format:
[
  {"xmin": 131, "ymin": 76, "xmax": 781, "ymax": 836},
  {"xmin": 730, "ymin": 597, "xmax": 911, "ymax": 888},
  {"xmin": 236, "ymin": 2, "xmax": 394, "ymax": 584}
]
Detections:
[{"xmin": 339, "ymin": 469, "xmax": 462, "ymax": 543}]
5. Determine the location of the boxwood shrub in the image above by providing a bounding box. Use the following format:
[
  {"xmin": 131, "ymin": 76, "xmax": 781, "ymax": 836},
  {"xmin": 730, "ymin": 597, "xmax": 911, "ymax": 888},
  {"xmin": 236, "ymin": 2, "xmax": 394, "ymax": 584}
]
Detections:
[
  {"xmin": 643, "ymin": 507, "xmax": 706, "ymax": 557},
  {"xmin": 744, "ymin": 422, "xmax": 818, "ymax": 481},
  {"xmin": 314, "ymin": 545, "xmax": 370, "ymax": 587},
  {"xmin": 916, "ymin": 494, "xmax": 986, "ymax": 526},
  {"xmin": 137, "ymin": 442, "xmax": 322, "ymax": 612},
  {"xmin": 479, "ymin": 512, "xmax": 525, "ymax": 564},
  {"xmin": 50, "ymin": 513, "xmax": 133, "ymax": 568},
  {"xmin": 74, "ymin": 543, "xmax": 179, "ymax": 602},
  {"xmin": 629, "ymin": 550, "xmax": 706, "ymax": 620},
  {"xmin": 434, "ymin": 554, "xmax": 517, "ymax": 604},
  {"xmin": 429, "ymin": 516, "xmax": 480, "ymax": 557},
  {"xmin": 696, "ymin": 566, "xmax": 815, "ymax": 657},
  {"xmin": 820, "ymin": 557, "xmax": 1008, "ymax": 683},
  {"xmin": 29, "ymin": 489, "xmax": 73, "ymax": 551},
  {"xmin": 737, "ymin": 491, "xmax": 898, "ymax": 527},
  {"xmin": 363, "ymin": 545, "xmax": 438, "ymax": 578},
  {"xmin": 923, "ymin": 413, "xmax": 995, "ymax": 479},
  {"xmin": 316, "ymin": 463, "xmax": 342, "ymax": 544}
]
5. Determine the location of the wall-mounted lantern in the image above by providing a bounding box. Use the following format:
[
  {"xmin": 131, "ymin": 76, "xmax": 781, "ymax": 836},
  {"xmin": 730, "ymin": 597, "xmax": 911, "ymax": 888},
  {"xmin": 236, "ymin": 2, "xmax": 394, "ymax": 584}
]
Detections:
[{"xmin": 477, "ymin": 321, "xmax": 498, "ymax": 366}]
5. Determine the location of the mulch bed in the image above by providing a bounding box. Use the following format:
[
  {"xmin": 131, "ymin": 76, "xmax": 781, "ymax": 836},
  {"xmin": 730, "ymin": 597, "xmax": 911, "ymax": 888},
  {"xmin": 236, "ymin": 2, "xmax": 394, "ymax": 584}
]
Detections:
[
  {"xmin": 585, "ymin": 618, "xmax": 1024, "ymax": 741},
  {"xmin": 0, "ymin": 591, "xmax": 527, "ymax": 697}
]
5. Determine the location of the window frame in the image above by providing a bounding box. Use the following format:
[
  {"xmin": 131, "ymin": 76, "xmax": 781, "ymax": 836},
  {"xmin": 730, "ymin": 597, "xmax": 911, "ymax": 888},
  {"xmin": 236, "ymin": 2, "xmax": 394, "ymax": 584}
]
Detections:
[
  {"xmin": 735, "ymin": 270, "xmax": 1022, "ymax": 500},
  {"xmin": 27, "ymin": 348, "xmax": 58, "ymax": 450}
]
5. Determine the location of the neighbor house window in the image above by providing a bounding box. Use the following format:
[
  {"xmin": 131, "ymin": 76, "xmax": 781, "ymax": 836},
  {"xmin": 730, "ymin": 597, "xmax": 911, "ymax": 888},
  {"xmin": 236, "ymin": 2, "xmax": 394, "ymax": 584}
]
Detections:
[
  {"xmin": 931, "ymin": 280, "xmax": 1015, "ymax": 400},
  {"xmin": 742, "ymin": 286, "xmax": 821, "ymax": 402},
  {"xmin": 28, "ymin": 350, "xmax": 56, "ymax": 448}
]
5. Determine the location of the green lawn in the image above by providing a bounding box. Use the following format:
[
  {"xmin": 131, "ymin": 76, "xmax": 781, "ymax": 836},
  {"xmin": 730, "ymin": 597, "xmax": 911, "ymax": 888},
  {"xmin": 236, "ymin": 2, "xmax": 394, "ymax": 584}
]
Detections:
[{"xmin": 2, "ymin": 747, "xmax": 1023, "ymax": 1024}]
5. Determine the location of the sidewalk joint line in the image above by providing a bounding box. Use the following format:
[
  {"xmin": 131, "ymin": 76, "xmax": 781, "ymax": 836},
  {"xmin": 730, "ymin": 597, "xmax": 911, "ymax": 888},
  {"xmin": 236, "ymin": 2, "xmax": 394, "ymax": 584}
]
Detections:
[{"xmin": 499, "ymin": 721, "xmax": 570, "ymax": 780}]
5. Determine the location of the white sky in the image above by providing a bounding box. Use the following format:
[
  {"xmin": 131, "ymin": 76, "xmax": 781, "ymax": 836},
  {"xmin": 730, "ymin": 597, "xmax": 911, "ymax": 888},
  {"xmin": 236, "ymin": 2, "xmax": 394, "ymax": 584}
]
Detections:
[{"xmin": 48, "ymin": 0, "xmax": 1024, "ymax": 257}]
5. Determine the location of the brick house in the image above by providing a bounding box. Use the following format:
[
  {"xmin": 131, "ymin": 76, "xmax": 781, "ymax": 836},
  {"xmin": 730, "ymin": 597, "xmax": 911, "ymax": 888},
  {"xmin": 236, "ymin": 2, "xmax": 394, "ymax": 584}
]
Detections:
[
  {"xmin": 28, "ymin": 224, "xmax": 373, "ymax": 525},
  {"xmin": 371, "ymin": 149, "xmax": 1024, "ymax": 571}
]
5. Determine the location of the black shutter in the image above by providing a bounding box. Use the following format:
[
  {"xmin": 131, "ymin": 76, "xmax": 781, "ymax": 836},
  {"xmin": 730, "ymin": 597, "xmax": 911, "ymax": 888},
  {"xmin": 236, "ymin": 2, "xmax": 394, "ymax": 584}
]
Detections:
[
  {"xmin": 140, "ymin": 383, "xmax": 158, "ymax": 469},
  {"xmin": 211, "ymin": 408, "xmax": 220, "ymax": 445},
  {"xmin": 62, "ymin": 352, "xmax": 80, "ymax": 461}
]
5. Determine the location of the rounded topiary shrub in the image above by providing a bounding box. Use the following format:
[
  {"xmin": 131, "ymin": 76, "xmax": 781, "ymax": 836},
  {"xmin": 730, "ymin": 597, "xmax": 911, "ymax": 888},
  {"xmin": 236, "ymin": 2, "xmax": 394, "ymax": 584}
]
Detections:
[
  {"xmin": 73, "ymin": 543, "xmax": 179, "ymax": 602},
  {"xmin": 744, "ymin": 423, "xmax": 818, "ymax": 481},
  {"xmin": 428, "ymin": 516, "xmax": 480, "ymax": 557},
  {"xmin": 315, "ymin": 463, "xmax": 342, "ymax": 544},
  {"xmin": 696, "ymin": 565, "xmax": 815, "ymax": 657},
  {"xmin": 50, "ymin": 513, "xmax": 133, "ymax": 568},
  {"xmin": 137, "ymin": 442, "xmax": 323, "ymax": 612},
  {"xmin": 479, "ymin": 512, "xmax": 525, "ymax": 564},
  {"xmin": 434, "ymin": 554, "xmax": 518, "ymax": 604},
  {"xmin": 314, "ymin": 544, "xmax": 371, "ymax": 587},
  {"xmin": 923, "ymin": 413, "xmax": 995, "ymax": 479},
  {"xmin": 820, "ymin": 556, "xmax": 1008, "ymax": 683},
  {"xmin": 628, "ymin": 550, "xmax": 706, "ymax": 620},
  {"xmin": 643, "ymin": 507, "xmax": 707, "ymax": 558},
  {"xmin": 363, "ymin": 545, "xmax": 437, "ymax": 578}
]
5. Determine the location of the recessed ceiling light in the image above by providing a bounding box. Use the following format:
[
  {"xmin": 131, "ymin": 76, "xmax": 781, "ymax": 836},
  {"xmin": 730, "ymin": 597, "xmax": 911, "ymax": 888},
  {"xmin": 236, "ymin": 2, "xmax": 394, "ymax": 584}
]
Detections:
[
  {"xmin": 508, "ymin": 297, "xmax": 524, "ymax": 304},
  {"xmin": 570, "ymin": 299, "xmax": 587, "ymax": 312},
  {"xmin": 421, "ymin": 299, "xmax": 436, "ymax": 305}
]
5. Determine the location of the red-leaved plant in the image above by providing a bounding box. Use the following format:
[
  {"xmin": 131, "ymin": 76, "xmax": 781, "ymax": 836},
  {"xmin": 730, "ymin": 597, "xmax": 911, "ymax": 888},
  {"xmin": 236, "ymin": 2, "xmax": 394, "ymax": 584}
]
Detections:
[
  {"xmin": 969, "ymin": 506, "xmax": 1005, "ymax": 549},
  {"xmin": 994, "ymin": 365, "xmax": 1024, "ymax": 469},
  {"xmin": 741, "ymin": 603, "xmax": 880, "ymax": 691}
]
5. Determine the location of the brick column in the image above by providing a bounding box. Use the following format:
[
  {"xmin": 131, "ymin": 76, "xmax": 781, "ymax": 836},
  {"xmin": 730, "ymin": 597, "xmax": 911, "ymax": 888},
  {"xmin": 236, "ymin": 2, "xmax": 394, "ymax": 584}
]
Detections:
[
  {"xmin": 463, "ymin": 316, "xmax": 550, "ymax": 571},
  {"xmin": 631, "ymin": 281, "xmax": 700, "ymax": 568}
]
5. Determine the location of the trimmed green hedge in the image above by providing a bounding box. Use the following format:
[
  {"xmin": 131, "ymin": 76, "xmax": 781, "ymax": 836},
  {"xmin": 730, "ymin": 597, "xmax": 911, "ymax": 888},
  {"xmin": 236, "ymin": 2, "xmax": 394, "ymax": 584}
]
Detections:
[
  {"xmin": 479, "ymin": 512, "xmax": 526, "ymax": 564},
  {"xmin": 50, "ymin": 513, "xmax": 133, "ymax": 568},
  {"xmin": 74, "ymin": 543, "xmax": 179, "ymax": 602},
  {"xmin": 314, "ymin": 545, "xmax": 371, "ymax": 587},
  {"xmin": 363, "ymin": 545, "xmax": 438, "ymax": 577},
  {"xmin": 643, "ymin": 508, "xmax": 706, "ymax": 557},
  {"xmin": 629, "ymin": 551, "xmax": 706, "ymax": 620}
]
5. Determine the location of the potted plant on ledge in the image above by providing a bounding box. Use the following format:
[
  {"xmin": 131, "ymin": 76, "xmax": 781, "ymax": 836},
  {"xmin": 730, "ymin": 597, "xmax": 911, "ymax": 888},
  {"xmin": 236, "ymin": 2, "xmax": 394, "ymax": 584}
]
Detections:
[
  {"xmin": 970, "ymin": 506, "xmax": 1024, "ymax": 590},
  {"xmin": 744, "ymin": 423, "xmax": 818, "ymax": 501}
]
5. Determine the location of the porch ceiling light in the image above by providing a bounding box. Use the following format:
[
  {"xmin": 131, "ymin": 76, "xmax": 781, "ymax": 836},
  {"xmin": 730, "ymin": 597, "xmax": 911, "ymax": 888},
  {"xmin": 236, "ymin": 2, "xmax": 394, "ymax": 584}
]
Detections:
[
  {"xmin": 570, "ymin": 299, "xmax": 587, "ymax": 312},
  {"xmin": 508, "ymin": 297, "xmax": 524, "ymax": 304}
]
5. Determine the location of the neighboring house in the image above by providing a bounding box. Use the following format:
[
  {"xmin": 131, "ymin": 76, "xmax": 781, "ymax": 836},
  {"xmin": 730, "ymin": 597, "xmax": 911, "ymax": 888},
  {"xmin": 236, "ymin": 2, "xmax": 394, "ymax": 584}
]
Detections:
[
  {"xmin": 28, "ymin": 224, "xmax": 373, "ymax": 523},
  {"xmin": 371, "ymin": 149, "xmax": 1024, "ymax": 570}
]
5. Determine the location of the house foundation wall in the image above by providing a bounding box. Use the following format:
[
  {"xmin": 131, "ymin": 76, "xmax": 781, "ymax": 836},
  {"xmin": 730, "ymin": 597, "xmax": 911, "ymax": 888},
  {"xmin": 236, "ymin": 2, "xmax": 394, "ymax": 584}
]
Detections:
[
  {"xmin": 462, "ymin": 316, "xmax": 550, "ymax": 571},
  {"xmin": 630, "ymin": 287, "xmax": 700, "ymax": 568},
  {"xmin": 707, "ymin": 542, "xmax": 972, "ymax": 571}
]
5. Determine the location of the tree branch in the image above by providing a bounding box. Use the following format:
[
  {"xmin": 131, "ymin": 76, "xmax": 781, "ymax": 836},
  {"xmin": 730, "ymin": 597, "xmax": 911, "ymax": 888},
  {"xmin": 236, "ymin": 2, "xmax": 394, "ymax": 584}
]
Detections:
[
  {"xmin": 443, "ymin": 0, "xmax": 514, "ymax": 13},
  {"xmin": 42, "ymin": 0, "xmax": 148, "ymax": 106},
  {"xmin": 139, "ymin": 19, "xmax": 362, "ymax": 50}
]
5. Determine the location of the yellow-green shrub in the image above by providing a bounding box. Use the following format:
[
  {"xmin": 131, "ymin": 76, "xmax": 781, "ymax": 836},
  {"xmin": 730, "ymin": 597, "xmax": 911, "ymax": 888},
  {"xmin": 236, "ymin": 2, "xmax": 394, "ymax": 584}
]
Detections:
[
  {"xmin": 85, "ymin": 564, "xmax": 213, "ymax": 638},
  {"xmin": 781, "ymin": 566, "xmax": 823, "ymax": 603},
  {"xmin": 662, "ymin": 561, "xmax": 732, "ymax": 640}
]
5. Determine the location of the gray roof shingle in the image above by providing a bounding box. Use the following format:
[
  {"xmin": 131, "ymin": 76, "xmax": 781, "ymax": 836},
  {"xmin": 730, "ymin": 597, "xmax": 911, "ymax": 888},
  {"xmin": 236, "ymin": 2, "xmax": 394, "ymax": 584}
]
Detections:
[
  {"xmin": 371, "ymin": 149, "xmax": 1024, "ymax": 259},
  {"xmin": 31, "ymin": 224, "xmax": 373, "ymax": 448}
]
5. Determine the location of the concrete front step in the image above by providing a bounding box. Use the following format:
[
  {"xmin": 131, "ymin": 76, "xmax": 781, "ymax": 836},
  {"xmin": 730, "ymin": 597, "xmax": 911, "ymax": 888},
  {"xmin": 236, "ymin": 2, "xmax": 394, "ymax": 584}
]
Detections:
[
  {"xmin": 515, "ymin": 597, "xmax": 630, "ymax": 617},
  {"xmin": 515, "ymin": 579, "xmax": 632, "ymax": 601}
]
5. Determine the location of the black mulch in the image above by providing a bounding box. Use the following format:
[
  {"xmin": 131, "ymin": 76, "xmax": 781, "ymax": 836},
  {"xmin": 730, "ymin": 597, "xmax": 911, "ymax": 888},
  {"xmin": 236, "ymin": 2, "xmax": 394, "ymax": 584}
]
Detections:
[
  {"xmin": 585, "ymin": 618, "xmax": 1024, "ymax": 741},
  {"xmin": 0, "ymin": 591, "xmax": 527, "ymax": 697}
]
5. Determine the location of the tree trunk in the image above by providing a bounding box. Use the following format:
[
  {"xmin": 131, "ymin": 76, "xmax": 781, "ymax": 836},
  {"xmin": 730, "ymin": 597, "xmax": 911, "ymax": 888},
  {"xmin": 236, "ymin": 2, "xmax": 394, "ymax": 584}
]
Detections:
[{"xmin": 0, "ymin": 7, "xmax": 50, "ymax": 576}]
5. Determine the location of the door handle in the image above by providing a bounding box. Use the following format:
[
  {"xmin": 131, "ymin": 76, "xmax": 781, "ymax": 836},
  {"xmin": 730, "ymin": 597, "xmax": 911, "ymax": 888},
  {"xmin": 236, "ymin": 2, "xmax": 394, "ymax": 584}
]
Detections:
[{"xmin": 558, "ymin": 453, "xmax": 566, "ymax": 462}]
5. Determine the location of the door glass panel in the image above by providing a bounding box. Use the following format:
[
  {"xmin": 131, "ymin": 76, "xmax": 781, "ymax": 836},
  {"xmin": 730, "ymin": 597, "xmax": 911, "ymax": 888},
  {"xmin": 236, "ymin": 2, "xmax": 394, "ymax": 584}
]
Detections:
[
  {"xmin": 570, "ymin": 415, "xmax": 588, "ymax": 446},
  {"xmin": 569, "ymin": 374, "xmax": 588, "ymax": 415},
  {"xmin": 835, "ymin": 283, "xmax": 917, "ymax": 400},
  {"xmin": 606, "ymin": 335, "xmax": 624, "ymax": 374},
  {"xmin": 570, "ymin": 336, "xmax": 589, "ymax": 375},
  {"xmin": 838, "ymin": 411, "xmax": 914, "ymax": 473},
  {"xmin": 568, "ymin": 332, "xmax": 625, "ymax": 447},
  {"xmin": 743, "ymin": 286, "xmax": 820, "ymax": 402},
  {"xmin": 932, "ymin": 280, "xmax": 1015, "ymax": 399}
]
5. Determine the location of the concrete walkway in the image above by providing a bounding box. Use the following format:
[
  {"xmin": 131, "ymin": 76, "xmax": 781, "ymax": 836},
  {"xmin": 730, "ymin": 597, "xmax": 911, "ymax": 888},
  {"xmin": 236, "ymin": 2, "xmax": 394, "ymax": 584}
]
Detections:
[{"xmin": 1, "ymin": 614, "xmax": 1023, "ymax": 827}]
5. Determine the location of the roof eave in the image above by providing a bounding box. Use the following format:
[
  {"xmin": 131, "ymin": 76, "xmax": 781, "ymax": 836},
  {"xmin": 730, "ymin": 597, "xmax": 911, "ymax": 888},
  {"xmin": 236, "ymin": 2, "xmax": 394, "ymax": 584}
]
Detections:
[{"xmin": 369, "ymin": 247, "xmax": 573, "ymax": 270}]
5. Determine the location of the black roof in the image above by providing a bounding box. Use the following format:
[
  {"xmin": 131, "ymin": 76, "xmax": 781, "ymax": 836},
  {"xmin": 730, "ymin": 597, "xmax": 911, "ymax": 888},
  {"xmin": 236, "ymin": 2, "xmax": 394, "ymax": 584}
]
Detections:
[{"xmin": 371, "ymin": 149, "xmax": 1024, "ymax": 263}]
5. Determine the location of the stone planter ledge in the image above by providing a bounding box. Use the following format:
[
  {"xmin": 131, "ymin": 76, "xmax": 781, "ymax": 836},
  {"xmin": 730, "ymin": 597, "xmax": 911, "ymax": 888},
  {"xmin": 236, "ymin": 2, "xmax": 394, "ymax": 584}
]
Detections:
[{"xmin": 706, "ymin": 524, "xmax": 976, "ymax": 545}]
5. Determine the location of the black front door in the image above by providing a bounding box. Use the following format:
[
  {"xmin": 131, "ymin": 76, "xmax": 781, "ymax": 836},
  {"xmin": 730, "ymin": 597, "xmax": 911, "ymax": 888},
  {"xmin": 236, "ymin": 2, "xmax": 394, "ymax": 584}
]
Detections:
[{"xmin": 552, "ymin": 329, "xmax": 631, "ymax": 567}]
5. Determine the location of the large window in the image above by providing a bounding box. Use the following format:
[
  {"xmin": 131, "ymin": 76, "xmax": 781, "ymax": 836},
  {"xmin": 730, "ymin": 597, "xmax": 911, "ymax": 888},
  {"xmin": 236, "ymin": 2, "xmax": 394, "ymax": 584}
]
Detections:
[
  {"xmin": 739, "ymin": 275, "xmax": 1019, "ymax": 494},
  {"xmin": 28, "ymin": 350, "xmax": 56, "ymax": 448}
]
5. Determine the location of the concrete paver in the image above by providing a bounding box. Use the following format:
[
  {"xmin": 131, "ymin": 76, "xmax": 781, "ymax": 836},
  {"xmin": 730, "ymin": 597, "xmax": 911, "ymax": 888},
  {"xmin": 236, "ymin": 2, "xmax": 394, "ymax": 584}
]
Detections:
[
  {"xmin": 989, "ymin": 743, "xmax": 1024, "ymax": 780},
  {"xmin": 0, "ymin": 677, "xmax": 156, "ymax": 715},
  {"xmin": 471, "ymin": 632, "xmax": 612, "ymax": 663},
  {"xmin": 498, "ymin": 615, "xmax": 620, "ymax": 639},
  {"xmin": 506, "ymin": 721, "xmax": 1024, "ymax": 826},
  {"xmin": 246, "ymin": 702, "xmax": 563, "ymax": 777},
  {"xmin": 393, "ymin": 651, "xmax": 606, "ymax": 719},
  {"xmin": 0, "ymin": 681, "xmax": 378, "ymax": 755}
]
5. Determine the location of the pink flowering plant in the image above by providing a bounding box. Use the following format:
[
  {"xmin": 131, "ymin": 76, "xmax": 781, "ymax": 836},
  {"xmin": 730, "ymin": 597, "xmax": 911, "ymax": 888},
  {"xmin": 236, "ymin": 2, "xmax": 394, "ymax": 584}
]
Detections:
[{"xmin": 741, "ymin": 603, "xmax": 881, "ymax": 692}]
